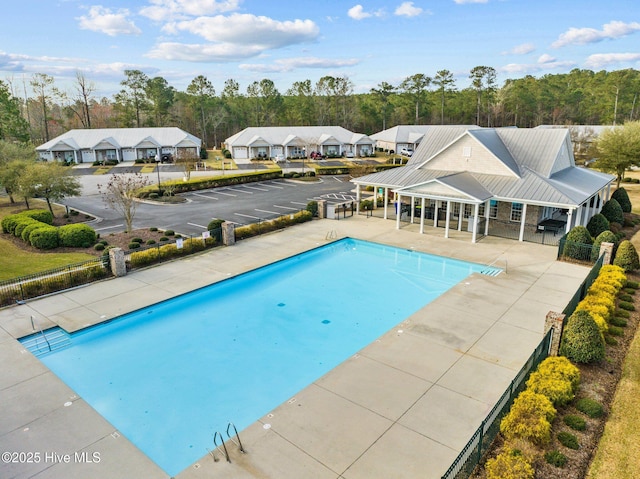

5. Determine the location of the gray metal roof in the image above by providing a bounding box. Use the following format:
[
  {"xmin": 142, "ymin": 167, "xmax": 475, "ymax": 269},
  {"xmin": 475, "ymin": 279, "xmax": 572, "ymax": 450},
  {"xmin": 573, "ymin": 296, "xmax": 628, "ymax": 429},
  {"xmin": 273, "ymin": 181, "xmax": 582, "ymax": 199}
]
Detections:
[
  {"xmin": 353, "ymin": 126, "xmax": 615, "ymax": 208},
  {"xmin": 37, "ymin": 127, "xmax": 200, "ymax": 151},
  {"xmin": 225, "ymin": 126, "xmax": 373, "ymax": 147}
]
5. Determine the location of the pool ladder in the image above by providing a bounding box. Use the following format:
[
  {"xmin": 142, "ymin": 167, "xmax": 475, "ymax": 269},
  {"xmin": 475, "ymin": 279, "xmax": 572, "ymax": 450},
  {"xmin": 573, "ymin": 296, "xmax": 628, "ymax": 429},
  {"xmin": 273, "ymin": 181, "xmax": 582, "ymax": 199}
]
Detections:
[{"xmin": 210, "ymin": 422, "xmax": 246, "ymax": 463}]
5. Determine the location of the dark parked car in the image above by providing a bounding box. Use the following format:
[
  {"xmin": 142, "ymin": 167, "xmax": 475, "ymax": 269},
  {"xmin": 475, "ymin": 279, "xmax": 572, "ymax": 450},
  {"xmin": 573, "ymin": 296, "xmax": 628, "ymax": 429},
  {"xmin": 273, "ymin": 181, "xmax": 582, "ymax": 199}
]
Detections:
[{"xmin": 161, "ymin": 153, "xmax": 173, "ymax": 163}]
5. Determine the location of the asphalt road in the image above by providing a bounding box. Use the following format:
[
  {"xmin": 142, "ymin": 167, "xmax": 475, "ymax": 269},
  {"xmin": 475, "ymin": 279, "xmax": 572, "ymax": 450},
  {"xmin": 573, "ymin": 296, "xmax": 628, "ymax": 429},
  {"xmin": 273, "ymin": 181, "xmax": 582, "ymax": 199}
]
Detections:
[{"xmin": 61, "ymin": 173, "xmax": 359, "ymax": 236}]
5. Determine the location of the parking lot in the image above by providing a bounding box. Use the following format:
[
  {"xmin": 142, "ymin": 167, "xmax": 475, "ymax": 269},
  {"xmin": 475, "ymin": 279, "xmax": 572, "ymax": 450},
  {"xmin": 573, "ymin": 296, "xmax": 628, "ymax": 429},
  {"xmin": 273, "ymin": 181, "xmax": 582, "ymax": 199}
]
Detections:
[{"xmin": 62, "ymin": 173, "xmax": 360, "ymax": 236}]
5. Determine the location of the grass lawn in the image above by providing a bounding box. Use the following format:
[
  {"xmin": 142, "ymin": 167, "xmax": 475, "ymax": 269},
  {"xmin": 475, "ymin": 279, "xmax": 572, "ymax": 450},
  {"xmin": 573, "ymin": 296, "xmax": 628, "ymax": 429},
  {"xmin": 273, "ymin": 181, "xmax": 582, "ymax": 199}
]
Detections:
[{"xmin": 0, "ymin": 197, "xmax": 95, "ymax": 281}]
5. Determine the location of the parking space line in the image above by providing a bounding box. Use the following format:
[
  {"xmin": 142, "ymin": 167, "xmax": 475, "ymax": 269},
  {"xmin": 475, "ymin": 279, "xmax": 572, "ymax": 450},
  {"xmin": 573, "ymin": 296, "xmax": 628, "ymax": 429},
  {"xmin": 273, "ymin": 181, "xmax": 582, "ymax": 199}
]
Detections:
[
  {"xmin": 225, "ymin": 187, "xmax": 253, "ymax": 194},
  {"xmin": 291, "ymin": 201, "xmax": 308, "ymax": 206},
  {"xmin": 188, "ymin": 222, "xmax": 207, "ymax": 229},
  {"xmin": 255, "ymin": 209, "xmax": 279, "ymax": 215},
  {"xmin": 216, "ymin": 190, "xmax": 237, "ymax": 197},
  {"xmin": 192, "ymin": 193, "xmax": 218, "ymax": 200},
  {"xmin": 95, "ymin": 224, "xmax": 124, "ymax": 231},
  {"xmin": 272, "ymin": 205, "xmax": 298, "ymax": 210},
  {"xmin": 235, "ymin": 213, "xmax": 261, "ymax": 219},
  {"xmin": 242, "ymin": 185, "xmax": 270, "ymax": 191}
]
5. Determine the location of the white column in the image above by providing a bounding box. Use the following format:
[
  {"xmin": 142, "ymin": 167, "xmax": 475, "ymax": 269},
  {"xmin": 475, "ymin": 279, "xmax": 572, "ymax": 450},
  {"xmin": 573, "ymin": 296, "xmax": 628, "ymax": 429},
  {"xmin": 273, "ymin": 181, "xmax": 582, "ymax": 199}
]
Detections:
[
  {"xmin": 565, "ymin": 208, "xmax": 574, "ymax": 233},
  {"xmin": 411, "ymin": 199, "xmax": 416, "ymax": 224},
  {"xmin": 420, "ymin": 197, "xmax": 426, "ymax": 234},
  {"xmin": 484, "ymin": 200, "xmax": 490, "ymax": 236},
  {"xmin": 396, "ymin": 193, "xmax": 402, "ymax": 229},
  {"xmin": 356, "ymin": 184, "xmax": 361, "ymax": 214},
  {"xmin": 472, "ymin": 203, "xmax": 480, "ymax": 243},
  {"xmin": 457, "ymin": 203, "xmax": 463, "ymax": 231},
  {"xmin": 518, "ymin": 203, "xmax": 528, "ymax": 242},
  {"xmin": 605, "ymin": 183, "xmax": 611, "ymax": 201},
  {"xmin": 445, "ymin": 200, "xmax": 451, "ymax": 238},
  {"xmin": 384, "ymin": 187, "xmax": 389, "ymax": 220},
  {"xmin": 433, "ymin": 201, "xmax": 439, "ymax": 228}
]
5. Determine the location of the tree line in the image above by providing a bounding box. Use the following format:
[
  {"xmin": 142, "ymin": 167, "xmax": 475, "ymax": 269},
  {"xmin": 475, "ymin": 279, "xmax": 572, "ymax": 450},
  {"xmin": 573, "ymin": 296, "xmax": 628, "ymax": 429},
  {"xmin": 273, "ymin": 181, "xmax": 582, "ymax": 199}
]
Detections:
[{"xmin": 1, "ymin": 67, "xmax": 640, "ymax": 149}]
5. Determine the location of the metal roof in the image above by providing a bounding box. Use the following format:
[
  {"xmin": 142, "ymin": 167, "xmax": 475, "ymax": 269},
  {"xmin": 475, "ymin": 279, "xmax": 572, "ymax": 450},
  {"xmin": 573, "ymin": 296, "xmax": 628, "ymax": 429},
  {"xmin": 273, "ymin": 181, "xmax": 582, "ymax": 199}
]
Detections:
[
  {"xmin": 37, "ymin": 127, "xmax": 200, "ymax": 151},
  {"xmin": 225, "ymin": 126, "xmax": 373, "ymax": 147}
]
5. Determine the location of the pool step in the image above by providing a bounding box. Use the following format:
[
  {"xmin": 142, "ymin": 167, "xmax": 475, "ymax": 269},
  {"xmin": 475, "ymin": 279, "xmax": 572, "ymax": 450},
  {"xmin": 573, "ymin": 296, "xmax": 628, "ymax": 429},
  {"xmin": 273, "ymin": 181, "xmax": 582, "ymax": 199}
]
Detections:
[
  {"xmin": 21, "ymin": 327, "xmax": 71, "ymax": 357},
  {"xmin": 480, "ymin": 268, "xmax": 502, "ymax": 277}
]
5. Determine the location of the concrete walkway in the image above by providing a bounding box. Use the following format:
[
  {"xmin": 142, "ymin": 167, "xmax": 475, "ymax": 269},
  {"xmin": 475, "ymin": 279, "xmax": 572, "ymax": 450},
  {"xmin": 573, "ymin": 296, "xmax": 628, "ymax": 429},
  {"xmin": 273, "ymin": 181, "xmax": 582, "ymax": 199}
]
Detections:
[{"xmin": 0, "ymin": 216, "xmax": 590, "ymax": 479}]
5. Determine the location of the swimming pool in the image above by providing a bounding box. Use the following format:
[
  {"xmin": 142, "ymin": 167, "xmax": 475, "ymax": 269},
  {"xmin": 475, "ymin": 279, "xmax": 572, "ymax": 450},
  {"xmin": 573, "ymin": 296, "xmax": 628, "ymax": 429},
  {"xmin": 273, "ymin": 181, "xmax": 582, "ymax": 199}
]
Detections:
[{"xmin": 24, "ymin": 238, "xmax": 499, "ymax": 476}]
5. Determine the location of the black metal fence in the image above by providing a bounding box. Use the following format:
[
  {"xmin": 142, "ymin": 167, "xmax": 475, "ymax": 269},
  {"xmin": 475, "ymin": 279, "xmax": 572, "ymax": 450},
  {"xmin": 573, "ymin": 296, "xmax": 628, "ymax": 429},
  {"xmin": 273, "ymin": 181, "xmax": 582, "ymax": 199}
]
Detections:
[
  {"xmin": 488, "ymin": 219, "xmax": 562, "ymax": 246},
  {"xmin": 441, "ymin": 330, "xmax": 553, "ymax": 479},
  {"xmin": 562, "ymin": 253, "xmax": 605, "ymax": 319},
  {"xmin": 557, "ymin": 237, "xmax": 599, "ymax": 264},
  {"xmin": 0, "ymin": 257, "xmax": 111, "ymax": 308}
]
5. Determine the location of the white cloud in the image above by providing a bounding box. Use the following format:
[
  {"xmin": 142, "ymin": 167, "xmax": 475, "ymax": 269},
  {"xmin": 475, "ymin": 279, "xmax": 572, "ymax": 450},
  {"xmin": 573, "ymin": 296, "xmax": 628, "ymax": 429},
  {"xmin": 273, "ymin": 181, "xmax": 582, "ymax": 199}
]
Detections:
[
  {"xmin": 348, "ymin": 5, "xmax": 384, "ymax": 20},
  {"xmin": 453, "ymin": 0, "xmax": 488, "ymax": 4},
  {"xmin": 585, "ymin": 52, "xmax": 640, "ymax": 68},
  {"xmin": 169, "ymin": 13, "xmax": 319, "ymax": 48},
  {"xmin": 394, "ymin": 2, "xmax": 423, "ymax": 17},
  {"xmin": 147, "ymin": 42, "xmax": 265, "ymax": 62},
  {"xmin": 139, "ymin": 0, "xmax": 240, "ymax": 22},
  {"xmin": 240, "ymin": 56, "xmax": 360, "ymax": 73},
  {"xmin": 77, "ymin": 6, "xmax": 141, "ymax": 36},
  {"xmin": 503, "ymin": 43, "xmax": 535, "ymax": 55},
  {"xmin": 537, "ymin": 53, "xmax": 556, "ymax": 63},
  {"xmin": 501, "ymin": 55, "xmax": 575, "ymax": 74},
  {"xmin": 552, "ymin": 20, "xmax": 640, "ymax": 48}
]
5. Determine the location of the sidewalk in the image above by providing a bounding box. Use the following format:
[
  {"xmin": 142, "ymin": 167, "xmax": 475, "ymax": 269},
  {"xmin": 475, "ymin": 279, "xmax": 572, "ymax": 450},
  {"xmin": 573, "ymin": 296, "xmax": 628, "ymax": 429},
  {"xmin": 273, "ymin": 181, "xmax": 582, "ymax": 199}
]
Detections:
[{"xmin": 0, "ymin": 217, "xmax": 590, "ymax": 479}]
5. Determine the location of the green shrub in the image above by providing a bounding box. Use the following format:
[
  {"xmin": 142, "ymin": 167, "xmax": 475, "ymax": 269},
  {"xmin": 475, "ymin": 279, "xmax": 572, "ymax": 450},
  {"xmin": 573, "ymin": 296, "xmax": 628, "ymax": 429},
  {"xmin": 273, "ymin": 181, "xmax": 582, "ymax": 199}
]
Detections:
[
  {"xmin": 164, "ymin": 230, "xmax": 175, "ymax": 236},
  {"xmin": 306, "ymin": 200, "xmax": 318, "ymax": 217},
  {"xmin": 611, "ymin": 187, "xmax": 632, "ymax": 213},
  {"xmin": 149, "ymin": 227, "xmax": 158, "ymax": 231},
  {"xmin": 29, "ymin": 226, "xmax": 59, "ymax": 249},
  {"xmin": 610, "ymin": 316, "xmax": 628, "ymax": 327},
  {"xmin": 616, "ymin": 309, "xmax": 630, "ymax": 318},
  {"xmin": 58, "ymin": 224, "xmax": 97, "ymax": 248},
  {"xmin": 563, "ymin": 414, "xmax": 586, "ymax": 431},
  {"xmin": 146, "ymin": 239, "xmax": 156, "ymax": 245},
  {"xmin": 619, "ymin": 293, "xmax": 634, "ymax": 302},
  {"xmin": 128, "ymin": 242, "xmax": 141, "ymax": 249},
  {"xmin": 94, "ymin": 243, "xmax": 105, "ymax": 251},
  {"xmin": 601, "ymin": 198, "xmax": 624, "ymax": 225},
  {"xmin": 625, "ymin": 280, "xmax": 639, "ymax": 289},
  {"xmin": 500, "ymin": 390, "xmax": 556, "ymax": 446},
  {"xmin": 586, "ymin": 213, "xmax": 610, "ymax": 238},
  {"xmin": 526, "ymin": 371, "xmax": 575, "ymax": 406},
  {"xmin": 575, "ymin": 398, "xmax": 603, "ymax": 418},
  {"xmin": 559, "ymin": 310, "xmax": 605, "ymax": 364},
  {"xmin": 608, "ymin": 325, "xmax": 624, "ymax": 336},
  {"xmin": 557, "ymin": 431, "xmax": 579, "ymax": 450},
  {"xmin": 20, "ymin": 209, "xmax": 54, "ymax": 224},
  {"xmin": 591, "ymin": 230, "xmax": 618, "ymax": 262},
  {"xmin": 605, "ymin": 335, "xmax": 618, "ymax": 345},
  {"xmin": 618, "ymin": 301, "xmax": 635, "ymax": 311},
  {"xmin": 99, "ymin": 239, "xmax": 108, "ymax": 245},
  {"xmin": 544, "ymin": 449, "xmax": 567, "ymax": 467},
  {"xmin": 613, "ymin": 240, "xmax": 640, "ymax": 272},
  {"xmin": 129, "ymin": 248, "xmax": 159, "ymax": 268},
  {"xmin": 563, "ymin": 226, "xmax": 593, "ymax": 261},
  {"xmin": 21, "ymin": 222, "xmax": 44, "ymax": 242},
  {"xmin": 207, "ymin": 219, "xmax": 224, "ymax": 231},
  {"xmin": 14, "ymin": 217, "xmax": 40, "ymax": 238},
  {"xmin": 1, "ymin": 214, "xmax": 20, "ymax": 234},
  {"xmin": 149, "ymin": 192, "xmax": 159, "ymax": 199},
  {"xmin": 131, "ymin": 237, "xmax": 143, "ymax": 243},
  {"xmin": 485, "ymin": 448, "xmax": 534, "ymax": 479},
  {"xmin": 159, "ymin": 236, "xmax": 169, "ymax": 242}
]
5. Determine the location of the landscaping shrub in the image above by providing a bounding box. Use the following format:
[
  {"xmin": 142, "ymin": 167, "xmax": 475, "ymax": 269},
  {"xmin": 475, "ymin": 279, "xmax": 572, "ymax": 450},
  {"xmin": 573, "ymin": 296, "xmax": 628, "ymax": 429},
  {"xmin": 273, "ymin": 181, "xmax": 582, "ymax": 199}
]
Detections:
[
  {"xmin": 557, "ymin": 431, "xmax": 580, "ymax": 450},
  {"xmin": 618, "ymin": 300, "xmax": 635, "ymax": 311},
  {"xmin": 146, "ymin": 239, "xmax": 156, "ymax": 245},
  {"xmin": 29, "ymin": 226, "xmax": 59, "ymax": 249},
  {"xmin": 625, "ymin": 280, "xmax": 639, "ymax": 289},
  {"xmin": 159, "ymin": 236, "xmax": 169, "ymax": 242},
  {"xmin": 563, "ymin": 226, "xmax": 593, "ymax": 261},
  {"xmin": 129, "ymin": 248, "xmax": 159, "ymax": 268},
  {"xmin": 20, "ymin": 222, "xmax": 43, "ymax": 243},
  {"xmin": 14, "ymin": 217, "xmax": 40, "ymax": 238},
  {"xmin": 128, "ymin": 242, "xmax": 141, "ymax": 249},
  {"xmin": 608, "ymin": 325, "xmax": 624, "ymax": 336},
  {"xmin": 590, "ymin": 230, "xmax": 618, "ymax": 262},
  {"xmin": 149, "ymin": 227, "xmax": 158, "ymax": 231},
  {"xmin": 586, "ymin": 213, "xmax": 610, "ymax": 238},
  {"xmin": 559, "ymin": 310, "xmax": 605, "ymax": 363},
  {"xmin": 616, "ymin": 309, "xmax": 630, "ymax": 318},
  {"xmin": 131, "ymin": 237, "xmax": 143, "ymax": 243},
  {"xmin": 526, "ymin": 371, "xmax": 575, "ymax": 406},
  {"xmin": 20, "ymin": 208, "xmax": 54, "ymax": 225},
  {"xmin": 94, "ymin": 243, "xmax": 105, "ymax": 251},
  {"xmin": 164, "ymin": 230, "xmax": 175, "ymax": 236},
  {"xmin": 207, "ymin": 219, "xmax": 224, "ymax": 231},
  {"xmin": 610, "ymin": 316, "xmax": 628, "ymax": 327},
  {"xmin": 499, "ymin": 390, "xmax": 556, "ymax": 446},
  {"xmin": 611, "ymin": 187, "xmax": 632, "ymax": 212},
  {"xmin": 613, "ymin": 240, "xmax": 640, "ymax": 272},
  {"xmin": 545, "ymin": 449, "xmax": 567, "ymax": 468},
  {"xmin": 58, "ymin": 224, "xmax": 97, "ymax": 248},
  {"xmin": 485, "ymin": 448, "xmax": 534, "ymax": 479},
  {"xmin": 575, "ymin": 398, "xmax": 604, "ymax": 418},
  {"xmin": 601, "ymin": 198, "xmax": 624, "ymax": 225},
  {"xmin": 306, "ymin": 200, "xmax": 318, "ymax": 217},
  {"xmin": 563, "ymin": 414, "xmax": 586, "ymax": 431},
  {"xmin": 619, "ymin": 293, "xmax": 634, "ymax": 302}
]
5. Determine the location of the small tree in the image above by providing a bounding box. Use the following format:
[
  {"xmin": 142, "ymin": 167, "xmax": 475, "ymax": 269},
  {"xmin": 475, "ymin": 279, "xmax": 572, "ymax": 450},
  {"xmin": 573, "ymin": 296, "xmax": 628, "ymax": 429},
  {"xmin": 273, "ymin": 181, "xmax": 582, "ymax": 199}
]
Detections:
[
  {"xmin": 98, "ymin": 173, "xmax": 150, "ymax": 232},
  {"xmin": 611, "ymin": 187, "xmax": 632, "ymax": 213},
  {"xmin": 601, "ymin": 198, "xmax": 624, "ymax": 225},
  {"xmin": 563, "ymin": 226, "xmax": 593, "ymax": 261},
  {"xmin": 613, "ymin": 240, "xmax": 640, "ymax": 272},
  {"xmin": 591, "ymin": 230, "xmax": 618, "ymax": 262},
  {"xmin": 17, "ymin": 162, "xmax": 81, "ymax": 215},
  {"xmin": 175, "ymin": 154, "xmax": 198, "ymax": 181},
  {"xmin": 586, "ymin": 213, "xmax": 610, "ymax": 238},
  {"xmin": 560, "ymin": 310, "xmax": 605, "ymax": 363}
]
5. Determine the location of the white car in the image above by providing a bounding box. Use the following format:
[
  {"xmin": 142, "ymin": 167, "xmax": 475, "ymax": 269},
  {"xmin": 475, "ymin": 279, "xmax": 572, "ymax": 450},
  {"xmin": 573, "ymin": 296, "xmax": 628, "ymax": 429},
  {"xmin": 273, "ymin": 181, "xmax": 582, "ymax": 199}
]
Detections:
[
  {"xmin": 400, "ymin": 148, "xmax": 413, "ymax": 157},
  {"xmin": 274, "ymin": 153, "xmax": 285, "ymax": 162}
]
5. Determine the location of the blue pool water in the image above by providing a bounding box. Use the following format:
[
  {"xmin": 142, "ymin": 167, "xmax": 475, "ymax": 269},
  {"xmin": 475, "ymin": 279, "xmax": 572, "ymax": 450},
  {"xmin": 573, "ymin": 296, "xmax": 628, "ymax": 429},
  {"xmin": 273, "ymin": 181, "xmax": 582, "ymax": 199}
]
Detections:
[{"xmin": 30, "ymin": 238, "xmax": 498, "ymax": 476}]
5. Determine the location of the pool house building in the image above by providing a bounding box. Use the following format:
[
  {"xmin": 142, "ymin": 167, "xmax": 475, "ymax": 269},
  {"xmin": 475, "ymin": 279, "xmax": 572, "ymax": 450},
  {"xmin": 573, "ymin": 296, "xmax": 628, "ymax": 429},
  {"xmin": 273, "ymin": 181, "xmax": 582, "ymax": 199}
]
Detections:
[{"xmin": 352, "ymin": 126, "xmax": 615, "ymax": 244}]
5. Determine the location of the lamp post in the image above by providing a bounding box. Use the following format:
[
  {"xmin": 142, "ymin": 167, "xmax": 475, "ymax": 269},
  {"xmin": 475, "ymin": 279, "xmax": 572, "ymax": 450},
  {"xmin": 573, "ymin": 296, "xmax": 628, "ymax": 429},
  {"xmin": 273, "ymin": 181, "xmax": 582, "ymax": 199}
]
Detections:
[{"xmin": 155, "ymin": 153, "xmax": 161, "ymax": 193}]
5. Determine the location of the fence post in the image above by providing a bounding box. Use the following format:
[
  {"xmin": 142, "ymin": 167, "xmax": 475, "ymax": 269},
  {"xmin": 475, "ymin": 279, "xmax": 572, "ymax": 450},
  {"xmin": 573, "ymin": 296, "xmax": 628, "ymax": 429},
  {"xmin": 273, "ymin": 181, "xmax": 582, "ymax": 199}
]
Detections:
[
  {"xmin": 599, "ymin": 242, "xmax": 614, "ymax": 265},
  {"xmin": 477, "ymin": 419, "xmax": 485, "ymax": 464},
  {"xmin": 222, "ymin": 221, "xmax": 236, "ymax": 246},
  {"xmin": 109, "ymin": 248, "xmax": 127, "ymax": 277},
  {"xmin": 544, "ymin": 312, "xmax": 565, "ymax": 356}
]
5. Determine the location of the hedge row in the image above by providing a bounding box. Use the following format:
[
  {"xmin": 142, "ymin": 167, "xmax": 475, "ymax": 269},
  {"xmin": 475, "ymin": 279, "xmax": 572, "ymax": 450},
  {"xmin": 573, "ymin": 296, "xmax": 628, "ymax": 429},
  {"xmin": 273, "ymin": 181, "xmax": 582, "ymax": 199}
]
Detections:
[
  {"xmin": 235, "ymin": 210, "xmax": 312, "ymax": 240},
  {"xmin": 1, "ymin": 210, "xmax": 96, "ymax": 250},
  {"xmin": 487, "ymin": 356, "xmax": 581, "ymax": 478},
  {"xmin": 561, "ymin": 265, "xmax": 627, "ymax": 364},
  {"xmin": 128, "ymin": 236, "xmax": 218, "ymax": 269}
]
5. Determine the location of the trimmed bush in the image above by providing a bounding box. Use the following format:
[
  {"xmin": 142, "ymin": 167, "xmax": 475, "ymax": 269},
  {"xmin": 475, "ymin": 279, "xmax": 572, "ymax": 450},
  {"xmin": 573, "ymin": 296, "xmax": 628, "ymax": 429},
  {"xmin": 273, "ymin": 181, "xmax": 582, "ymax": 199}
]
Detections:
[
  {"xmin": 207, "ymin": 219, "xmax": 224, "ymax": 231},
  {"xmin": 563, "ymin": 226, "xmax": 593, "ymax": 261},
  {"xmin": 500, "ymin": 390, "xmax": 556, "ymax": 446},
  {"xmin": 58, "ymin": 224, "xmax": 97, "ymax": 248},
  {"xmin": 545, "ymin": 449, "xmax": 567, "ymax": 468},
  {"xmin": 21, "ymin": 222, "xmax": 44, "ymax": 243},
  {"xmin": 164, "ymin": 230, "xmax": 175, "ymax": 236},
  {"xmin": 14, "ymin": 217, "xmax": 40, "ymax": 238},
  {"xmin": 576, "ymin": 398, "xmax": 604, "ymax": 418},
  {"xmin": 608, "ymin": 325, "xmax": 624, "ymax": 336},
  {"xmin": 306, "ymin": 200, "xmax": 318, "ymax": 217},
  {"xmin": 611, "ymin": 187, "xmax": 632, "ymax": 212},
  {"xmin": 563, "ymin": 414, "xmax": 586, "ymax": 431},
  {"xmin": 618, "ymin": 301, "xmax": 635, "ymax": 311},
  {"xmin": 586, "ymin": 213, "xmax": 610, "ymax": 238},
  {"xmin": 613, "ymin": 240, "xmax": 640, "ymax": 272},
  {"xmin": 29, "ymin": 226, "xmax": 59, "ymax": 249},
  {"xmin": 610, "ymin": 316, "xmax": 628, "ymax": 327},
  {"xmin": 146, "ymin": 239, "xmax": 156, "ymax": 245},
  {"xmin": 559, "ymin": 310, "xmax": 605, "ymax": 363},
  {"xmin": 149, "ymin": 227, "xmax": 158, "ymax": 231},
  {"xmin": 131, "ymin": 237, "xmax": 143, "ymax": 243},
  {"xmin": 619, "ymin": 293, "xmax": 634, "ymax": 302},
  {"xmin": 625, "ymin": 280, "xmax": 639, "ymax": 289},
  {"xmin": 526, "ymin": 371, "xmax": 575, "ymax": 406},
  {"xmin": 601, "ymin": 198, "xmax": 624, "ymax": 225},
  {"xmin": 485, "ymin": 448, "xmax": 534, "ymax": 479},
  {"xmin": 159, "ymin": 236, "xmax": 169, "ymax": 242},
  {"xmin": 20, "ymin": 209, "xmax": 54, "ymax": 225},
  {"xmin": 128, "ymin": 242, "xmax": 141, "ymax": 249},
  {"xmin": 94, "ymin": 243, "xmax": 105, "ymax": 251},
  {"xmin": 591, "ymin": 230, "xmax": 618, "ymax": 262},
  {"xmin": 557, "ymin": 431, "xmax": 580, "ymax": 450}
]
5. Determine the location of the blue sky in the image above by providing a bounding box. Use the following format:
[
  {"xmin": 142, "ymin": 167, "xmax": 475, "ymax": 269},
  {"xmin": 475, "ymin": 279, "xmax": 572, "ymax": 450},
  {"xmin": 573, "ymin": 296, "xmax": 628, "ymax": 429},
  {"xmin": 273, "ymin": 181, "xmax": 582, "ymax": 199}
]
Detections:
[{"xmin": 1, "ymin": 0, "xmax": 639, "ymax": 98}]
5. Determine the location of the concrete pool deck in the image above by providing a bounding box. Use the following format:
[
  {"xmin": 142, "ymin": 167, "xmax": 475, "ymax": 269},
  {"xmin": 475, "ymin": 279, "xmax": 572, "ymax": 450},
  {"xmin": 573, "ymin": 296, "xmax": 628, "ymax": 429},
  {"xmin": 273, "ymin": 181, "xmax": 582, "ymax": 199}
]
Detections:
[{"xmin": 0, "ymin": 216, "xmax": 590, "ymax": 479}]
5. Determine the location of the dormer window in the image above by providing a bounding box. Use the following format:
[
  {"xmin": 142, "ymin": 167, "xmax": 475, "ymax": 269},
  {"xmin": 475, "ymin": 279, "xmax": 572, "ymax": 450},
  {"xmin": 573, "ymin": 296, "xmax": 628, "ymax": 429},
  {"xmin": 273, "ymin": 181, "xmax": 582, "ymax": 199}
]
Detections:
[{"xmin": 462, "ymin": 146, "xmax": 472, "ymax": 157}]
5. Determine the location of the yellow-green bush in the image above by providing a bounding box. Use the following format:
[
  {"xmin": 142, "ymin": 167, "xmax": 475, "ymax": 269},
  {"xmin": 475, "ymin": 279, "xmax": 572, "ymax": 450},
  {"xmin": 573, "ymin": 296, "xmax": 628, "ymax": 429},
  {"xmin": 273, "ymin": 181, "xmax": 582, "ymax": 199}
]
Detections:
[
  {"xmin": 485, "ymin": 447, "xmax": 535, "ymax": 479},
  {"xmin": 526, "ymin": 371, "xmax": 575, "ymax": 406},
  {"xmin": 597, "ymin": 265, "xmax": 627, "ymax": 289},
  {"xmin": 535, "ymin": 356, "xmax": 580, "ymax": 390},
  {"xmin": 574, "ymin": 301, "xmax": 608, "ymax": 333},
  {"xmin": 499, "ymin": 390, "xmax": 556, "ymax": 446},
  {"xmin": 129, "ymin": 248, "xmax": 160, "ymax": 268}
]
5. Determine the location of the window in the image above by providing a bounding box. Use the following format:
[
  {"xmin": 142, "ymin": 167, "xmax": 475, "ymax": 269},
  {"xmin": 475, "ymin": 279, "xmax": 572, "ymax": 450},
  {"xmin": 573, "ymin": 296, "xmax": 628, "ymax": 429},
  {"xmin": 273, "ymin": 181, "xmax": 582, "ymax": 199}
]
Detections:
[
  {"xmin": 510, "ymin": 203, "xmax": 523, "ymax": 222},
  {"xmin": 462, "ymin": 146, "xmax": 472, "ymax": 157},
  {"xmin": 489, "ymin": 200, "xmax": 498, "ymax": 219}
]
